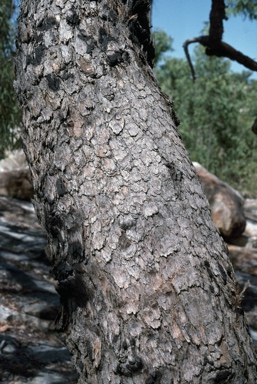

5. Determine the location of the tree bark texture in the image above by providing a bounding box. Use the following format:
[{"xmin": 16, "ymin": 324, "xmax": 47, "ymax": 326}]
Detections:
[{"xmin": 15, "ymin": 0, "xmax": 257, "ymax": 383}]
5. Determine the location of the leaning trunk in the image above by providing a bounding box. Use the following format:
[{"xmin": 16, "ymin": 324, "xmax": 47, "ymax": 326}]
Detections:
[{"xmin": 15, "ymin": 0, "xmax": 256, "ymax": 382}]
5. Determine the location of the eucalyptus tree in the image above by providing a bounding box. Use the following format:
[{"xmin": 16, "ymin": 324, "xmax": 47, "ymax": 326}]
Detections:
[{"xmin": 15, "ymin": 0, "xmax": 257, "ymax": 383}]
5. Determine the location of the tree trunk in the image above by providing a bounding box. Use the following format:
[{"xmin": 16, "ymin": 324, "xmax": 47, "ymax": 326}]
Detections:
[{"xmin": 15, "ymin": 0, "xmax": 256, "ymax": 382}]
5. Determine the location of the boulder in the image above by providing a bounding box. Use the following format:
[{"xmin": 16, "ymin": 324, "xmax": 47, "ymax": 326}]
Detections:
[
  {"xmin": 193, "ymin": 162, "xmax": 246, "ymax": 238},
  {"xmin": 0, "ymin": 168, "xmax": 33, "ymax": 200},
  {"xmin": 244, "ymin": 199, "xmax": 257, "ymax": 238},
  {"xmin": 228, "ymin": 245, "xmax": 257, "ymax": 276},
  {"xmin": 0, "ymin": 150, "xmax": 33, "ymax": 200}
]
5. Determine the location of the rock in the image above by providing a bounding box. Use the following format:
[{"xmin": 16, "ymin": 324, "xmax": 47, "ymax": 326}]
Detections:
[
  {"xmin": 226, "ymin": 234, "xmax": 257, "ymax": 249},
  {"xmin": 1, "ymin": 342, "xmax": 18, "ymax": 354},
  {"xmin": 30, "ymin": 371, "xmax": 77, "ymax": 384},
  {"xmin": 29, "ymin": 344, "xmax": 71, "ymax": 364},
  {"xmin": 246, "ymin": 237, "xmax": 257, "ymax": 249},
  {"xmin": 192, "ymin": 164, "xmax": 257, "ymax": 340},
  {"xmin": 249, "ymin": 329, "xmax": 257, "ymax": 346},
  {"xmin": 0, "ymin": 336, "xmax": 20, "ymax": 354},
  {"xmin": 0, "ymin": 195, "xmax": 78, "ymax": 383},
  {"xmin": 244, "ymin": 199, "xmax": 257, "ymax": 220},
  {"xmin": 225, "ymin": 234, "xmax": 248, "ymax": 247},
  {"xmin": 0, "ymin": 150, "xmax": 27, "ymax": 172},
  {"xmin": 0, "ymin": 168, "xmax": 33, "ymax": 201},
  {"xmin": 0, "ymin": 305, "xmax": 17, "ymax": 321},
  {"xmin": 244, "ymin": 222, "xmax": 257, "ymax": 238},
  {"xmin": 193, "ymin": 162, "xmax": 246, "ymax": 238},
  {"xmin": 0, "ymin": 334, "xmax": 78, "ymax": 383},
  {"xmin": 0, "ymin": 150, "xmax": 33, "ymax": 200},
  {"xmin": 228, "ymin": 245, "xmax": 257, "ymax": 276},
  {"xmin": 24, "ymin": 302, "xmax": 58, "ymax": 320}
]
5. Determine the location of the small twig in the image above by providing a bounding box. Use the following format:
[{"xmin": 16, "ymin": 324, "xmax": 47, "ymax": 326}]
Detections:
[
  {"xmin": 183, "ymin": 38, "xmax": 197, "ymax": 81},
  {"xmin": 183, "ymin": 36, "xmax": 209, "ymax": 81},
  {"xmin": 251, "ymin": 118, "xmax": 257, "ymax": 135},
  {"xmin": 235, "ymin": 281, "xmax": 250, "ymax": 309}
]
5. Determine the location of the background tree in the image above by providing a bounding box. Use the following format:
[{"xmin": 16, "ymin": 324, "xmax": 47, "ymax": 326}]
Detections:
[
  {"xmin": 0, "ymin": 0, "xmax": 21, "ymax": 158},
  {"xmin": 227, "ymin": 0, "xmax": 257, "ymax": 19},
  {"xmin": 15, "ymin": 1, "xmax": 257, "ymax": 383},
  {"xmin": 153, "ymin": 29, "xmax": 257, "ymax": 196}
]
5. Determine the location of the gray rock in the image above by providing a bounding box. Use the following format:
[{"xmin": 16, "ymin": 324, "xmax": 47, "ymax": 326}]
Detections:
[
  {"xmin": 246, "ymin": 237, "xmax": 257, "ymax": 249},
  {"xmin": 0, "ymin": 304, "xmax": 17, "ymax": 321},
  {"xmin": 24, "ymin": 302, "xmax": 58, "ymax": 320},
  {"xmin": 0, "ymin": 196, "xmax": 77, "ymax": 383},
  {"xmin": 1, "ymin": 342, "xmax": 17, "ymax": 354},
  {"xmin": 29, "ymin": 344, "xmax": 71, "ymax": 364},
  {"xmin": 193, "ymin": 162, "xmax": 246, "ymax": 238},
  {"xmin": 30, "ymin": 370, "xmax": 77, "ymax": 384}
]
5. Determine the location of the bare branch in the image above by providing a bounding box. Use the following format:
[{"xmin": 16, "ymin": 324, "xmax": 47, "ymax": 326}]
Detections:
[
  {"xmin": 252, "ymin": 118, "xmax": 257, "ymax": 135},
  {"xmin": 209, "ymin": 0, "xmax": 227, "ymax": 44},
  {"xmin": 183, "ymin": 35, "xmax": 257, "ymax": 80},
  {"xmin": 183, "ymin": 36, "xmax": 209, "ymax": 81},
  {"xmin": 183, "ymin": 0, "xmax": 257, "ymax": 79},
  {"xmin": 206, "ymin": 41, "xmax": 257, "ymax": 72}
]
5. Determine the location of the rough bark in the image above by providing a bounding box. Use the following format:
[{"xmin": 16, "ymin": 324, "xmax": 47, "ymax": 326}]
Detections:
[{"xmin": 15, "ymin": 0, "xmax": 257, "ymax": 383}]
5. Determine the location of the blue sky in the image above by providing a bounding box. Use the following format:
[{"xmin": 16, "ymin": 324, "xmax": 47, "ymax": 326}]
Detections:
[{"xmin": 152, "ymin": 0, "xmax": 257, "ymax": 77}]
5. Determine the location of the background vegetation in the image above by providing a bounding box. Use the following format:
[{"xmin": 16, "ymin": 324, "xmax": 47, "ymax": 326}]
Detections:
[
  {"xmin": 0, "ymin": 0, "xmax": 21, "ymax": 158},
  {"xmin": 153, "ymin": 29, "xmax": 257, "ymax": 197}
]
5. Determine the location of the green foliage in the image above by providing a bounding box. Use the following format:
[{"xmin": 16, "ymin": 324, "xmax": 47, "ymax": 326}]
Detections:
[
  {"xmin": 0, "ymin": 0, "xmax": 21, "ymax": 158},
  {"xmin": 152, "ymin": 29, "xmax": 173, "ymax": 63},
  {"xmin": 153, "ymin": 30, "xmax": 257, "ymax": 197},
  {"xmin": 226, "ymin": 0, "xmax": 257, "ymax": 20}
]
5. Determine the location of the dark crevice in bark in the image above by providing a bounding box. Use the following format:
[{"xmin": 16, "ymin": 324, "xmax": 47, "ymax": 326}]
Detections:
[{"xmin": 127, "ymin": 0, "xmax": 155, "ymax": 67}]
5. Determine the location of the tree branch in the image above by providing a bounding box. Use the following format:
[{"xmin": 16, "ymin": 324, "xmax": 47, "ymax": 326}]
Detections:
[
  {"xmin": 206, "ymin": 40, "xmax": 257, "ymax": 71},
  {"xmin": 172, "ymin": 0, "xmax": 257, "ymax": 135},
  {"xmin": 183, "ymin": 0, "xmax": 257, "ymax": 79},
  {"xmin": 184, "ymin": 35, "xmax": 257, "ymax": 80},
  {"xmin": 183, "ymin": 37, "xmax": 209, "ymax": 81},
  {"xmin": 209, "ymin": 0, "xmax": 227, "ymax": 44}
]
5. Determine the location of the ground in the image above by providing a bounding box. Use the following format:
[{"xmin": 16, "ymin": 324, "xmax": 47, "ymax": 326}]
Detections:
[
  {"xmin": 0, "ymin": 196, "xmax": 78, "ymax": 383},
  {"xmin": 0, "ymin": 195, "xmax": 256, "ymax": 383}
]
